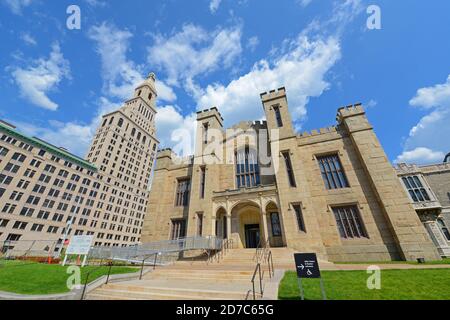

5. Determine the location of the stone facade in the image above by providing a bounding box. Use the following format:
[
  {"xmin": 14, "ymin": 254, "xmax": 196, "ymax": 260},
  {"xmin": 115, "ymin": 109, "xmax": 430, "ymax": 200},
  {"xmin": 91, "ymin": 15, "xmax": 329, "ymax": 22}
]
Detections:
[
  {"xmin": 142, "ymin": 87, "xmax": 441, "ymax": 262},
  {"xmin": 0, "ymin": 74, "xmax": 159, "ymax": 253},
  {"xmin": 396, "ymin": 162, "xmax": 450, "ymax": 257}
]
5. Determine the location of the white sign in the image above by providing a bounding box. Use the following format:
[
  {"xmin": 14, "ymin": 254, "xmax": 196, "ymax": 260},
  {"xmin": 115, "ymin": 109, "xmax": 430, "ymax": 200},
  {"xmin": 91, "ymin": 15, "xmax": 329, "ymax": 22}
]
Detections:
[{"xmin": 66, "ymin": 235, "xmax": 94, "ymax": 255}]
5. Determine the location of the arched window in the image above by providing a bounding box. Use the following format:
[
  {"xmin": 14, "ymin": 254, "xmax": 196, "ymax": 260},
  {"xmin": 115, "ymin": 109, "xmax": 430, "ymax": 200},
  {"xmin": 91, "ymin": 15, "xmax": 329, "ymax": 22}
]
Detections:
[
  {"xmin": 148, "ymin": 93, "xmax": 152, "ymax": 100},
  {"xmin": 137, "ymin": 132, "xmax": 141, "ymax": 140},
  {"xmin": 137, "ymin": 90, "xmax": 142, "ymax": 96},
  {"xmin": 108, "ymin": 117, "xmax": 114, "ymax": 125},
  {"xmin": 142, "ymin": 136, "xmax": 146, "ymax": 144},
  {"xmin": 102, "ymin": 119, "xmax": 107, "ymax": 127},
  {"xmin": 118, "ymin": 118, "xmax": 124, "ymax": 127},
  {"xmin": 235, "ymin": 147, "xmax": 260, "ymax": 188},
  {"xmin": 131, "ymin": 128, "xmax": 136, "ymax": 137}
]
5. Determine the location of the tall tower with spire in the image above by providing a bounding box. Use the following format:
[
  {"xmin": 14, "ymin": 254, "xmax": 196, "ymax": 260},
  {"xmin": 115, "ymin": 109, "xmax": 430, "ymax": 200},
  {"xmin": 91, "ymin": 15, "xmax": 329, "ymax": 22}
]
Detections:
[{"xmin": 85, "ymin": 73, "xmax": 160, "ymax": 244}]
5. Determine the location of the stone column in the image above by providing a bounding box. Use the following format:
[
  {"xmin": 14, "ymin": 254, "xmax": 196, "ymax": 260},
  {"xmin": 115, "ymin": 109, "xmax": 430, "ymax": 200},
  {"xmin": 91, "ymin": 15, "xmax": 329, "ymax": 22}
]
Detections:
[
  {"xmin": 226, "ymin": 214, "xmax": 232, "ymax": 240},
  {"xmin": 261, "ymin": 208, "xmax": 270, "ymax": 246}
]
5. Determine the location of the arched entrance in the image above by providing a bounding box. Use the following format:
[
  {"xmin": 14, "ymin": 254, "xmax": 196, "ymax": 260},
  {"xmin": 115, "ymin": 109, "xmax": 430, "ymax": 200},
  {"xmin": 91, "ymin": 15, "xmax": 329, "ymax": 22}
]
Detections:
[
  {"xmin": 231, "ymin": 202, "xmax": 262, "ymax": 248},
  {"xmin": 215, "ymin": 207, "xmax": 228, "ymax": 239}
]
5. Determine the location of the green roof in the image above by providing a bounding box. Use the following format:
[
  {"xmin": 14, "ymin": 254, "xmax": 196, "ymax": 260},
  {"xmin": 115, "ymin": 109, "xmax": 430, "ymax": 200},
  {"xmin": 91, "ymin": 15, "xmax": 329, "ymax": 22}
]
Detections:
[{"xmin": 0, "ymin": 121, "xmax": 97, "ymax": 172}]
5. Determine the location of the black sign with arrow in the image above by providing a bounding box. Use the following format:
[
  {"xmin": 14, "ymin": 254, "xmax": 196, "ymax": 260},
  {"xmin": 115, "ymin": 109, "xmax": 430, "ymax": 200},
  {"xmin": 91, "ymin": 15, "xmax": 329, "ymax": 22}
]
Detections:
[{"xmin": 294, "ymin": 253, "xmax": 321, "ymax": 279}]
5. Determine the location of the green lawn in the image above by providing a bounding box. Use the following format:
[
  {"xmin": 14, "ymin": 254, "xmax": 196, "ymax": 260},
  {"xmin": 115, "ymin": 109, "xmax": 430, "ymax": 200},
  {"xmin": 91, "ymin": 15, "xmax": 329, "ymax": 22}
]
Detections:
[
  {"xmin": 279, "ymin": 269, "xmax": 450, "ymax": 300},
  {"xmin": 335, "ymin": 258, "xmax": 450, "ymax": 265},
  {"xmin": 0, "ymin": 261, "xmax": 137, "ymax": 295}
]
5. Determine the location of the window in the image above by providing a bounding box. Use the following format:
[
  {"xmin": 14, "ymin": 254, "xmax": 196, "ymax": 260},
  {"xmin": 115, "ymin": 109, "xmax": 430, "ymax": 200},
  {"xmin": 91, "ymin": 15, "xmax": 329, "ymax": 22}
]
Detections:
[
  {"xmin": 0, "ymin": 218, "xmax": 9, "ymax": 227},
  {"xmin": 31, "ymin": 224, "xmax": 44, "ymax": 232},
  {"xmin": 0, "ymin": 174, "xmax": 13, "ymax": 185},
  {"xmin": 175, "ymin": 179, "xmax": 190, "ymax": 207},
  {"xmin": 118, "ymin": 118, "xmax": 124, "ymax": 127},
  {"xmin": 401, "ymin": 176, "xmax": 431, "ymax": 203},
  {"xmin": 282, "ymin": 152, "xmax": 296, "ymax": 187},
  {"xmin": 4, "ymin": 163, "xmax": 20, "ymax": 173},
  {"xmin": 38, "ymin": 149, "xmax": 46, "ymax": 157},
  {"xmin": 170, "ymin": 219, "xmax": 186, "ymax": 240},
  {"xmin": 317, "ymin": 154, "xmax": 349, "ymax": 190},
  {"xmin": 13, "ymin": 221, "xmax": 28, "ymax": 230},
  {"xmin": 12, "ymin": 152, "xmax": 26, "ymax": 162},
  {"xmin": 6, "ymin": 234, "xmax": 21, "ymax": 241},
  {"xmin": 0, "ymin": 187, "xmax": 4, "ymax": 198},
  {"xmin": 332, "ymin": 205, "xmax": 368, "ymax": 239},
  {"xmin": 203, "ymin": 123, "xmax": 209, "ymax": 144},
  {"xmin": 292, "ymin": 204, "xmax": 306, "ymax": 232},
  {"xmin": 438, "ymin": 219, "xmax": 450, "ymax": 241},
  {"xmin": 200, "ymin": 166, "xmax": 206, "ymax": 199},
  {"xmin": 197, "ymin": 213, "xmax": 203, "ymax": 236},
  {"xmin": 0, "ymin": 147, "xmax": 9, "ymax": 157},
  {"xmin": 273, "ymin": 105, "xmax": 283, "ymax": 127},
  {"xmin": 235, "ymin": 147, "xmax": 260, "ymax": 188},
  {"xmin": 270, "ymin": 213, "xmax": 282, "ymax": 237}
]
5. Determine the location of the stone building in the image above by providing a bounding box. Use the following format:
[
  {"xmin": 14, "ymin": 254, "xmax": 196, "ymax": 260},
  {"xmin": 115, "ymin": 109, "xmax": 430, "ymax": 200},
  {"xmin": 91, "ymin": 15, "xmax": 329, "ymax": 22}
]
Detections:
[
  {"xmin": 0, "ymin": 74, "xmax": 159, "ymax": 253},
  {"xmin": 396, "ymin": 161, "xmax": 450, "ymax": 257},
  {"xmin": 142, "ymin": 87, "xmax": 441, "ymax": 262}
]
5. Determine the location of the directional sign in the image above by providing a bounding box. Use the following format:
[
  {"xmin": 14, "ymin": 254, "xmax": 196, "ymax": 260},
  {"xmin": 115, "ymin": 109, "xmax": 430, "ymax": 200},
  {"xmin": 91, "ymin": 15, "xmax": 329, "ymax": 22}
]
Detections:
[{"xmin": 294, "ymin": 253, "xmax": 321, "ymax": 279}]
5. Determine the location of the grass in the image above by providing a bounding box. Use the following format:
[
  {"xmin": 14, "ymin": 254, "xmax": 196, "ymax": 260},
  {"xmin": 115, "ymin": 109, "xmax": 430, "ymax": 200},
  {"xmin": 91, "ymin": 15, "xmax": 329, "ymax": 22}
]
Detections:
[
  {"xmin": 0, "ymin": 260, "xmax": 137, "ymax": 295},
  {"xmin": 335, "ymin": 258, "xmax": 450, "ymax": 265},
  {"xmin": 278, "ymin": 269, "xmax": 450, "ymax": 300}
]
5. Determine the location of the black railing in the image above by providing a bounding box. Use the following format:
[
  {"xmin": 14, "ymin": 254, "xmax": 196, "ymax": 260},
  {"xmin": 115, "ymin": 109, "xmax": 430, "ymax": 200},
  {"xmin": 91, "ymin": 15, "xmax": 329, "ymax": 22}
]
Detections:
[
  {"xmin": 80, "ymin": 260, "xmax": 113, "ymax": 300},
  {"xmin": 250, "ymin": 263, "xmax": 263, "ymax": 300},
  {"xmin": 267, "ymin": 250, "xmax": 274, "ymax": 279},
  {"xmin": 139, "ymin": 253, "xmax": 159, "ymax": 280}
]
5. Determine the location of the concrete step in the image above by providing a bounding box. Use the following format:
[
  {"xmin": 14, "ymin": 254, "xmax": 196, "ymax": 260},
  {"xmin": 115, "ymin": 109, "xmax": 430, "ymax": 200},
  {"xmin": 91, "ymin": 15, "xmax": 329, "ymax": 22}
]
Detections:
[{"xmin": 102, "ymin": 283, "xmax": 253, "ymax": 300}]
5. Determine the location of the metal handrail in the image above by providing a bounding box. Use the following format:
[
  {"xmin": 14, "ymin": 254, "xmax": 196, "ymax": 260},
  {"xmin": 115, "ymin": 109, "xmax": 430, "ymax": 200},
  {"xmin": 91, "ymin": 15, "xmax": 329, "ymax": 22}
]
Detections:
[
  {"xmin": 267, "ymin": 250, "xmax": 274, "ymax": 279},
  {"xmin": 139, "ymin": 252, "xmax": 159, "ymax": 280},
  {"xmin": 80, "ymin": 260, "xmax": 112, "ymax": 300},
  {"xmin": 250, "ymin": 263, "xmax": 263, "ymax": 300}
]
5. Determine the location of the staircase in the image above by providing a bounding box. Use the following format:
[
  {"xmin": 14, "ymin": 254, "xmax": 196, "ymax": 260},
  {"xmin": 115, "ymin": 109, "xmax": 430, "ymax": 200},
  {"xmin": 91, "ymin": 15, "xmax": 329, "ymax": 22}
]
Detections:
[{"xmin": 86, "ymin": 247, "xmax": 332, "ymax": 300}]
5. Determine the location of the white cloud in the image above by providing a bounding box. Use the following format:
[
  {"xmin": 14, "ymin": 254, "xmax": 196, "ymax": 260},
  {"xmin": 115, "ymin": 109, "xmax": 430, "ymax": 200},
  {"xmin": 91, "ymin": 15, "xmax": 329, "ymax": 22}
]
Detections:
[
  {"xmin": 84, "ymin": 0, "xmax": 107, "ymax": 7},
  {"xmin": 209, "ymin": 0, "xmax": 222, "ymax": 13},
  {"xmin": 10, "ymin": 97, "xmax": 121, "ymax": 157},
  {"xmin": 147, "ymin": 24, "xmax": 242, "ymax": 86},
  {"xmin": 88, "ymin": 22, "xmax": 176, "ymax": 102},
  {"xmin": 396, "ymin": 75, "xmax": 450, "ymax": 164},
  {"xmin": 247, "ymin": 36, "xmax": 259, "ymax": 52},
  {"xmin": 395, "ymin": 147, "xmax": 445, "ymax": 164},
  {"xmin": 11, "ymin": 43, "xmax": 71, "ymax": 111},
  {"xmin": 195, "ymin": 35, "xmax": 341, "ymax": 127},
  {"xmin": 21, "ymin": 33, "xmax": 37, "ymax": 46},
  {"xmin": 156, "ymin": 106, "xmax": 197, "ymax": 157},
  {"xmin": 298, "ymin": 0, "xmax": 313, "ymax": 7},
  {"xmin": 3, "ymin": 0, "xmax": 33, "ymax": 14}
]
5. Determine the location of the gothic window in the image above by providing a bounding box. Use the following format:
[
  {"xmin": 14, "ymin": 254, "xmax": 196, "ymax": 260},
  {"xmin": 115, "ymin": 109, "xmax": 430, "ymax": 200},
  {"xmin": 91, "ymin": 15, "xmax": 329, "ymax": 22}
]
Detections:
[
  {"xmin": 148, "ymin": 93, "xmax": 152, "ymax": 100},
  {"xmin": 282, "ymin": 152, "xmax": 296, "ymax": 187},
  {"xmin": 131, "ymin": 128, "xmax": 136, "ymax": 137},
  {"xmin": 118, "ymin": 118, "xmax": 124, "ymax": 127},
  {"xmin": 317, "ymin": 154, "xmax": 349, "ymax": 190},
  {"xmin": 175, "ymin": 179, "xmax": 190, "ymax": 207},
  {"xmin": 292, "ymin": 204, "xmax": 306, "ymax": 232},
  {"xmin": 332, "ymin": 205, "xmax": 368, "ymax": 239},
  {"xmin": 437, "ymin": 219, "xmax": 450, "ymax": 241},
  {"xmin": 170, "ymin": 219, "xmax": 186, "ymax": 240},
  {"xmin": 235, "ymin": 147, "xmax": 260, "ymax": 188},
  {"xmin": 200, "ymin": 166, "xmax": 206, "ymax": 199},
  {"xmin": 273, "ymin": 105, "xmax": 283, "ymax": 127},
  {"xmin": 270, "ymin": 213, "xmax": 282, "ymax": 237},
  {"xmin": 203, "ymin": 123, "xmax": 209, "ymax": 144},
  {"xmin": 401, "ymin": 176, "xmax": 431, "ymax": 203}
]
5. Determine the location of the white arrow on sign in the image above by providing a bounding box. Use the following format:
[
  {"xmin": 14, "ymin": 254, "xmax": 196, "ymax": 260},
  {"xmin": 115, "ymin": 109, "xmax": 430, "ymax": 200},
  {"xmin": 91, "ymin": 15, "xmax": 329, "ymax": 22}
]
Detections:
[{"xmin": 298, "ymin": 264, "xmax": 305, "ymax": 270}]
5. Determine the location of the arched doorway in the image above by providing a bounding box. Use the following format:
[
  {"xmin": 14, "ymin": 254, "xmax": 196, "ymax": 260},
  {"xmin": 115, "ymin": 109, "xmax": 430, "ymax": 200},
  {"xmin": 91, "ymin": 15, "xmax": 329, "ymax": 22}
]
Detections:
[
  {"xmin": 215, "ymin": 207, "xmax": 227, "ymax": 239},
  {"xmin": 231, "ymin": 202, "xmax": 262, "ymax": 248}
]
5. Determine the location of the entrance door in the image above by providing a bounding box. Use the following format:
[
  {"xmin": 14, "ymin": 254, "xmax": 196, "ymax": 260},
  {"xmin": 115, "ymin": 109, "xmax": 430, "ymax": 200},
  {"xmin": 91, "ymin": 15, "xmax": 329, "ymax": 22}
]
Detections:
[{"xmin": 245, "ymin": 224, "xmax": 260, "ymax": 248}]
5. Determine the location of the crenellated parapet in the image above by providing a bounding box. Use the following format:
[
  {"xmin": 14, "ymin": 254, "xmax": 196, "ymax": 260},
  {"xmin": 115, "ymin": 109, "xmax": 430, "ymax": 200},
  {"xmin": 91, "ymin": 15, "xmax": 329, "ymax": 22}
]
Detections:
[
  {"xmin": 196, "ymin": 107, "xmax": 224, "ymax": 127},
  {"xmin": 260, "ymin": 87, "xmax": 286, "ymax": 103}
]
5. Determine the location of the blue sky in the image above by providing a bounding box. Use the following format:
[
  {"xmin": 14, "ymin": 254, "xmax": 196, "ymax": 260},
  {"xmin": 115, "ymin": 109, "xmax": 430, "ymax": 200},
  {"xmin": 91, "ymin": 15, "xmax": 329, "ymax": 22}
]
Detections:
[{"xmin": 1, "ymin": 0, "xmax": 450, "ymax": 164}]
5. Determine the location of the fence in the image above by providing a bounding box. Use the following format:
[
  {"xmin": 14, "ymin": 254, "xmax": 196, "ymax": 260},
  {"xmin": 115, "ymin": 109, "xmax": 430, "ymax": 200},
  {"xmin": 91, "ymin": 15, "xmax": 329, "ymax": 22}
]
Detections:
[
  {"xmin": 88, "ymin": 236, "xmax": 223, "ymax": 265},
  {"xmin": 0, "ymin": 239, "xmax": 60, "ymax": 260}
]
